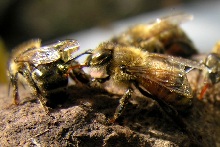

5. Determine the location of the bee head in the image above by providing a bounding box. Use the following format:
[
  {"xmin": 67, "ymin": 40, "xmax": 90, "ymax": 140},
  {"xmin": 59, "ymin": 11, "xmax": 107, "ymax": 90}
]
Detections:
[{"xmin": 86, "ymin": 42, "xmax": 114, "ymax": 67}]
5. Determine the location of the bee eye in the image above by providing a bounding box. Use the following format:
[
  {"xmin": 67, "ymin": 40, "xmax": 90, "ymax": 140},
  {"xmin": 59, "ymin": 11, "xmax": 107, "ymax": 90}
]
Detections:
[
  {"xmin": 89, "ymin": 49, "xmax": 112, "ymax": 66},
  {"xmin": 120, "ymin": 65, "xmax": 127, "ymax": 73}
]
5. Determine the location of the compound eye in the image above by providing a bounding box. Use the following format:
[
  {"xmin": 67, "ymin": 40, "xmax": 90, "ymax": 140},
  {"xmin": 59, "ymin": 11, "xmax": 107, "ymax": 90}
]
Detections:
[{"xmin": 89, "ymin": 49, "xmax": 113, "ymax": 66}]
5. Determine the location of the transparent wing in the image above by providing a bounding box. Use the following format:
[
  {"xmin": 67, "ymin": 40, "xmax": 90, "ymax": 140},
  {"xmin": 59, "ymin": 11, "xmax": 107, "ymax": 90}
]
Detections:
[
  {"xmin": 15, "ymin": 39, "xmax": 81, "ymax": 65},
  {"xmin": 155, "ymin": 13, "xmax": 193, "ymax": 25},
  {"xmin": 15, "ymin": 47, "xmax": 60, "ymax": 65},
  {"xmin": 125, "ymin": 53, "xmax": 195, "ymax": 97},
  {"xmin": 127, "ymin": 14, "xmax": 193, "ymax": 43},
  {"xmin": 126, "ymin": 66, "xmax": 192, "ymax": 97},
  {"xmin": 55, "ymin": 39, "xmax": 81, "ymax": 62},
  {"xmin": 146, "ymin": 14, "xmax": 193, "ymax": 38},
  {"xmin": 147, "ymin": 53, "xmax": 205, "ymax": 70},
  {"xmin": 10, "ymin": 39, "xmax": 41, "ymax": 59}
]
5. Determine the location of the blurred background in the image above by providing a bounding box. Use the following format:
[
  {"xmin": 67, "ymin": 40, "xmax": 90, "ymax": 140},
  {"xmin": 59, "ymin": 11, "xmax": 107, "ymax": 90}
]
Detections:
[{"xmin": 0, "ymin": 0, "xmax": 220, "ymax": 83}]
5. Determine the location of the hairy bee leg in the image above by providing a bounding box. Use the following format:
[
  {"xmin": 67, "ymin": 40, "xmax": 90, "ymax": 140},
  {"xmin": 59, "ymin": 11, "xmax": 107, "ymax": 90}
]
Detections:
[
  {"xmin": 154, "ymin": 95, "xmax": 201, "ymax": 146},
  {"xmin": 136, "ymin": 86, "xmax": 188, "ymax": 127},
  {"xmin": 10, "ymin": 73, "xmax": 20, "ymax": 105},
  {"xmin": 70, "ymin": 70, "xmax": 90, "ymax": 86},
  {"xmin": 135, "ymin": 87, "xmax": 201, "ymax": 145},
  {"xmin": 142, "ymin": 90, "xmax": 179, "ymax": 117},
  {"xmin": 37, "ymin": 95, "xmax": 50, "ymax": 114},
  {"xmin": 67, "ymin": 64, "xmax": 90, "ymax": 86},
  {"xmin": 22, "ymin": 66, "xmax": 49, "ymax": 113},
  {"xmin": 110, "ymin": 88, "xmax": 133, "ymax": 123}
]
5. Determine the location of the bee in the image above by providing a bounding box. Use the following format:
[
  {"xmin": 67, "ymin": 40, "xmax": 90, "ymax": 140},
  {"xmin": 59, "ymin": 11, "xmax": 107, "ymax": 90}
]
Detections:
[
  {"xmin": 85, "ymin": 42, "xmax": 204, "ymax": 122},
  {"xmin": 111, "ymin": 14, "xmax": 197, "ymax": 57},
  {"xmin": 8, "ymin": 39, "xmax": 90, "ymax": 112},
  {"xmin": 198, "ymin": 41, "xmax": 220, "ymax": 99}
]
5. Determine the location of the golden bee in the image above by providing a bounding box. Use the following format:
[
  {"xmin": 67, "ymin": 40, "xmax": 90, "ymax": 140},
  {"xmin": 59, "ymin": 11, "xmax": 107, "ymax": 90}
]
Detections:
[
  {"xmin": 198, "ymin": 41, "xmax": 220, "ymax": 99},
  {"xmin": 8, "ymin": 39, "xmax": 90, "ymax": 112},
  {"xmin": 85, "ymin": 42, "xmax": 203, "ymax": 122},
  {"xmin": 111, "ymin": 14, "xmax": 197, "ymax": 57}
]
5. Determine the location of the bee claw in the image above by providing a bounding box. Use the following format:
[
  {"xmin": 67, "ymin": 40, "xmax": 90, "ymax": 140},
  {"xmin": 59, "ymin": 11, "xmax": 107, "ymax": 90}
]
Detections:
[
  {"xmin": 13, "ymin": 94, "xmax": 20, "ymax": 105},
  {"xmin": 14, "ymin": 99, "xmax": 19, "ymax": 105},
  {"xmin": 44, "ymin": 107, "xmax": 51, "ymax": 115}
]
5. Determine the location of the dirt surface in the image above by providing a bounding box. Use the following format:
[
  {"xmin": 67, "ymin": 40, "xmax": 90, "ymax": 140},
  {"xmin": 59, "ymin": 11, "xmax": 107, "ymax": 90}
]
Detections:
[{"xmin": 0, "ymin": 68, "xmax": 220, "ymax": 147}]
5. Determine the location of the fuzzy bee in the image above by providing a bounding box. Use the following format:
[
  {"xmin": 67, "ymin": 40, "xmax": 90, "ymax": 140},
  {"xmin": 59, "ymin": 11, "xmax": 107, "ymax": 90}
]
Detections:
[
  {"xmin": 112, "ymin": 14, "xmax": 197, "ymax": 57},
  {"xmin": 85, "ymin": 42, "xmax": 204, "ymax": 122},
  {"xmin": 8, "ymin": 39, "xmax": 90, "ymax": 112}
]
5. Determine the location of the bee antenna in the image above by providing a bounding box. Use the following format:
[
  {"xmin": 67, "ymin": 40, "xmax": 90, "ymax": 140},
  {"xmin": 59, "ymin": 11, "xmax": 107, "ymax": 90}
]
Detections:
[
  {"xmin": 73, "ymin": 49, "xmax": 93, "ymax": 60},
  {"xmin": 85, "ymin": 49, "xmax": 93, "ymax": 54}
]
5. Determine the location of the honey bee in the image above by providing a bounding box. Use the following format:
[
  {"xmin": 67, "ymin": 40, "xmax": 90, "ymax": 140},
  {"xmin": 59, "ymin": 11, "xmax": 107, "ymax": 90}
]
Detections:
[
  {"xmin": 85, "ymin": 42, "xmax": 204, "ymax": 122},
  {"xmin": 198, "ymin": 41, "xmax": 220, "ymax": 99},
  {"xmin": 8, "ymin": 39, "xmax": 90, "ymax": 112},
  {"xmin": 111, "ymin": 14, "xmax": 197, "ymax": 57}
]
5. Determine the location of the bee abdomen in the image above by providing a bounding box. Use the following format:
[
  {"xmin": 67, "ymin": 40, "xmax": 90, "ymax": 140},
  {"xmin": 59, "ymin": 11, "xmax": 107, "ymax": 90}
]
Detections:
[{"xmin": 138, "ymin": 79, "xmax": 192, "ymax": 111}]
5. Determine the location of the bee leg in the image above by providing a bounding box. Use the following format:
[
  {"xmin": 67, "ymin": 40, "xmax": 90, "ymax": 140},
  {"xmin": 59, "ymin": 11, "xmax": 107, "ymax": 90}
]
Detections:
[
  {"xmin": 9, "ymin": 72, "xmax": 20, "ymax": 105},
  {"xmin": 68, "ymin": 65, "xmax": 90, "ymax": 86},
  {"xmin": 109, "ymin": 88, "xmax": 133, "ymax": 123},
  {"xmin": 22, "ymin": 67, "xmax": 49, "ymax": 113},
  {"xmin": 137, "ymin": 86, "xmax": 188, "ymax": 128},
  {"xmin": 140, "ymin": 88, "xmax": 191, "ymax": 133},
  {"xmin": 37, "ymin": 96, "xmax": 50, "ymax": 114},
  {"xmin": 151, "ymin": 94, "xmax": 203, "ymax": 146},
  {"xmin": 153, "ymin": 97, "xmax": 179, "ymax": 118},
  {"xmin": 136, "ymin": 86, "xmax": 202, "ymax": 145}
]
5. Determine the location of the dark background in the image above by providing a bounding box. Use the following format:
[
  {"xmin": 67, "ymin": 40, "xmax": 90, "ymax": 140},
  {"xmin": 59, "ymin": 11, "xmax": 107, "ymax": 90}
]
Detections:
[{"xmin": 0, "ymin": 0, "xmax": 195, "ymax": 49}]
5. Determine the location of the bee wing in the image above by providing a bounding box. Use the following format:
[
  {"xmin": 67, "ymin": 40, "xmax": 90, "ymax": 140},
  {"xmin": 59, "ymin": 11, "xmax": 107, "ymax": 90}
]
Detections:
[
  {"xmin": 126, "ymin": 65, "xmax": 192, "ymax": 97},
  {"xmin": 148, "ymin": 53, "xmax": 205, "ymax": 70},
  {"xmin": 10, "ymin": 39, "xmax": 41, "ymax": 59},
  {"xmin": 15, "ymin": 47, "xmax": 60, "ymax": 65},
  {"xmin": 142, "ymin": 14, "xmax": 193, "ymax": 40},
  {"xmin": 156, "ymin": 13, "xmax": 193, "ymax": 25}
]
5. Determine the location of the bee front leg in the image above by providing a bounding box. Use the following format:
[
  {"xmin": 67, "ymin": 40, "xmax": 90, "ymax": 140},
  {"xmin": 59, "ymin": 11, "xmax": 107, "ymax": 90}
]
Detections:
[
  {"xmin": 137, "ymin": 86, "xmax": 189, "ymax": 129},
  {"xmin": 68, "ymin": 65, "xmax": 90, "ymax": 86},
  {"xmin": 22, "ymin": 66, "xmax": 49, "ymax": 113},
  {"xmin": 9, "ymin": 72, "xmax": 19, "ymax": 105},
  {"xmin": 110, "ymin": 88, "xmax": 133, "ymax": 123}
]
